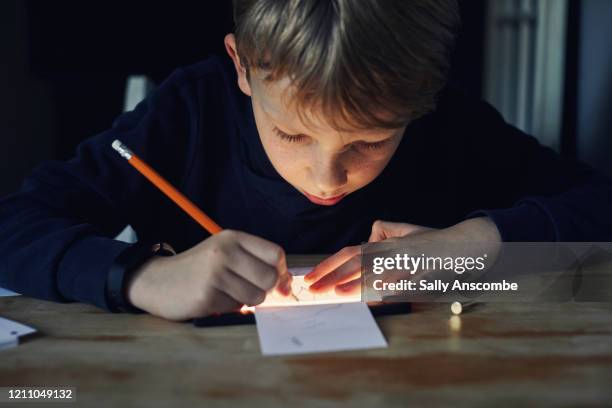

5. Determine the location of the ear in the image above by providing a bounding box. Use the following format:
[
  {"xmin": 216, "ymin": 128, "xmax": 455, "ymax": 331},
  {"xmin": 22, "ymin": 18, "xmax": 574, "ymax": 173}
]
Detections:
[{"xmin": 224, "ymin": 34, "xmax": 252, "ymax": 97}]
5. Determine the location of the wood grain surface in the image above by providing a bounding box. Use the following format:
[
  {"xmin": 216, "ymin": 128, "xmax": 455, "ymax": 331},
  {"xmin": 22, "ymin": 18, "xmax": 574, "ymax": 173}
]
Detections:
[{"xmin": 1, "ymin": 255, "xmax": 611, "ymax": 407}]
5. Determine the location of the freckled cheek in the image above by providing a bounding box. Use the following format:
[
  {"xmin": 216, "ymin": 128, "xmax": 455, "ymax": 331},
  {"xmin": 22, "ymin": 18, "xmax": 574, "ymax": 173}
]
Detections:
[
  {"xmin": 344, "ymin": 157, "xmax": 388, "ymax": 185},
  {"xmin": 261, "ymin": 138, "xmax": 310, "ymax": 178},
  {"xmin": 346, "ymin": 140, "xmax": 402, "ymax": 185}
]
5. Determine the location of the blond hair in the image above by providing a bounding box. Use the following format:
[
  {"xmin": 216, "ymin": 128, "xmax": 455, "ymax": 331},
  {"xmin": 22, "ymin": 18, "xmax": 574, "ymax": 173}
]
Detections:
[{"xmin": 233, "ymin": 0, "xmax": 460, "ymax": 130}]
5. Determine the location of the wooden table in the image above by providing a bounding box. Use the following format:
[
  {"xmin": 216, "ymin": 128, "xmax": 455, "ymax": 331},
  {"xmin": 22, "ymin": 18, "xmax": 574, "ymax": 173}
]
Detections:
[{"xmin": 1, "ymin": 255, "xmax": 612, "ymax": 407}]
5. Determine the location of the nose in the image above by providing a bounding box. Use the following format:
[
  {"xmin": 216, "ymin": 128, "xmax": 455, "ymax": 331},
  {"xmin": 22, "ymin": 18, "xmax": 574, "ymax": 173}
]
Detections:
[{"xmin": 310, "ymin": 153, "xmax": 347, "ymax": 195}]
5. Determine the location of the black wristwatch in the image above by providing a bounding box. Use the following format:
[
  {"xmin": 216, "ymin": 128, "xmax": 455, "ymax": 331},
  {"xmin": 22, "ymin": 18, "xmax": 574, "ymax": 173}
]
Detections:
[{"xmin": 106, "ymin": 241, "xmax": 176, "ymax": 313}]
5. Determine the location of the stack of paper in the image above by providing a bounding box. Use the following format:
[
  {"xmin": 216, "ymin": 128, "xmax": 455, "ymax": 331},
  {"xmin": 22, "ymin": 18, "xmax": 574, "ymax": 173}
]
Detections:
[
  {"xmin": 254, "ymin": 267, "xmax": 388, "ymax": 355},
  {"xmin": 255, "ymin": 302, "xmax": 387, "ymax": 355},
  {"xmin": 0, "ymin": 317, "xmax": 36, "ymax": 351}
]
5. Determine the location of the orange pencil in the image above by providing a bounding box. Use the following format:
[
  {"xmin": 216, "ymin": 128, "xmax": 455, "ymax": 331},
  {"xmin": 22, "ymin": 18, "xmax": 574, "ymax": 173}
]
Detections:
[{"xmin": 111, "ymin": 139, "xmax": 223, "ymax": 235}]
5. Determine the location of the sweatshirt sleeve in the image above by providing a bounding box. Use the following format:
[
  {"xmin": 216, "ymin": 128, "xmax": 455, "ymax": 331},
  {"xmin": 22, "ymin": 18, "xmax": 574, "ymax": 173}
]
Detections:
[
  {"xmin": 0, "ymin": 67, "xmax": 200, "ymax": 310},
  {"xmin": 456, "ymin": 96, "xmax": 612, "ymax": 242}
]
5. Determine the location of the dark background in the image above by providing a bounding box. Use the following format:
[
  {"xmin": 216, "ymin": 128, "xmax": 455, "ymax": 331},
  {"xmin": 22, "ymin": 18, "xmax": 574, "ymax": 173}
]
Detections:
[{"xmin": 2, "ymin": 0, "xmax": 610, "ymax": 197}]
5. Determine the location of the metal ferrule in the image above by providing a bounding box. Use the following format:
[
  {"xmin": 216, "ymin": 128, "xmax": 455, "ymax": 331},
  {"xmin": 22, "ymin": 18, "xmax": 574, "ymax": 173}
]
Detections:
[{"xmin": 111, "ymin": 139, "xmax": 133, "ymax": 160}]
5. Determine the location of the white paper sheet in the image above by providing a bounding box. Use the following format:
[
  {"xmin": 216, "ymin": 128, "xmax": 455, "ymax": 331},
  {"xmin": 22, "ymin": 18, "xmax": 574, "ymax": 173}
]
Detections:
[
  {"xmin": 0, "ymin": 317, "xmax": 36, "ymax": 351},
  {"xmin": 253, "ymin": 266, "xmax": 386, "ymax": 355},
  {"xmin": 258, "ymin": 275, "xmax": 361, "ymax": 308},
  {"xmin": 0, "ymin": 287, "xmax": 19, "ymax": 297},
  {"xmin": 254, "ymin": 301, "xmax": 387, "ymax": 355},
  {"xmin": 0, "ymin": 336, "xmax": 18, "ymax": 350},
  {"xmin": 287, "ymin": 267, "xmax": 312, "ymax": 276}
]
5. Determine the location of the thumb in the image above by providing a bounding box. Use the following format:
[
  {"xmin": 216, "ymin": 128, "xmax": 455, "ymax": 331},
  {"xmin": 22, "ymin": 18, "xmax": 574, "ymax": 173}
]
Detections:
[
  {"xmin": 275, "ymin": 250, "xmax": 293, "ymax": 296},
  {"xmin": 368, "ymin": 220, "xmax": 433, "ymax": 242}
]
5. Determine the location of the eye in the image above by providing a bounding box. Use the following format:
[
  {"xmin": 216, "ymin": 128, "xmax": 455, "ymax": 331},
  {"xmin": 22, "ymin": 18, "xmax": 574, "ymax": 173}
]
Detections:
[
  {"xmin": 353, "ymin": 139, "xmax": 389, "ymax": 151},
  {"xmin": 273, "ymin": 127, "xmax": 307, "ymax": 143}
]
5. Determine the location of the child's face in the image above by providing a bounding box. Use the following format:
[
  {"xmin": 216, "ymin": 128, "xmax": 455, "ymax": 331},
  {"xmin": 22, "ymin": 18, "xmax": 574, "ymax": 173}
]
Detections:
[
  {"xmin": 249, "ymin": 75, "xmax": 406, "ymax": 206},
  {"xmin": 226, "ymin": 36, "xmax": 407, "ymax": 206}
]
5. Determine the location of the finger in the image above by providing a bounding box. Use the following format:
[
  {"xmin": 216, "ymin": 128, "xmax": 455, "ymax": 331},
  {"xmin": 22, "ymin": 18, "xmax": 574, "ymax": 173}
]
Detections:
[
  {"xmin": 231, "ymin": 230, "xmax": 285, "ymax": 268},
  {"xmin": 308, "ymin": 255, "xmax": 361, "ymax": 293},
  {"xmin": 226, "ymin": 246, "xmax": 280, "ymax": 292},
  {"xmin": 230, "ymin": 230, "xmax": 290, "ymax": 293},
  {"xmin": 212, "ymin": 267, "xmax": 267, "ymax": 306},
  {"xmin": 201, "ymin": 288, "xmax": 243, "ymax": 316},
  {"xmin": 335, "ymin": 278, "xmax": 361, "ymax": 296},
  {"xmin": 274, "ymin": 250, "xmax": 292, "ymax": 296},
  {"xmin": 275, "ymin": 267, "xmax": 293, "ymax": 297},
  {"xmin": 369, "ymin": 220, "xmax": 413, "ymax": 242},
  {"xmin": 304, "ymin": 245, "xmax": 360, "ymax": 283},
  {"xmin": 369, "ymin": 220, "xmax": 433, "ymax": 242}
]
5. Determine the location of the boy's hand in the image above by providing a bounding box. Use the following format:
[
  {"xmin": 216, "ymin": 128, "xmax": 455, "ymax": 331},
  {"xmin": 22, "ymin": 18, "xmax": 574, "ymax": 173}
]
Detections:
[
  {"xmin": 304, "ymin": 217, "xmax": 501, "ymax": 295},
  {"xmin": 304, "ymin": 220, "xmax": 430, "ymax": 295},
  {"xmin": 125, "ymin": 230, "xmax": 292, "ymax": 321},
  {"xmin": 368, "ymin": 220, "xmax": 433, "ymax": 242}
]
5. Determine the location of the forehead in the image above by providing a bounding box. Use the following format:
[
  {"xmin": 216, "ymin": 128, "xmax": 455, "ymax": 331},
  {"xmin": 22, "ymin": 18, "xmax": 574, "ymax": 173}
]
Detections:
[
  {"xmin": 251, "ymin": 72, "xmax": 397, "ymax": 137},
  {"xmin": 252, "ymin": 74, "xmax": 293, "ymax": 119}
]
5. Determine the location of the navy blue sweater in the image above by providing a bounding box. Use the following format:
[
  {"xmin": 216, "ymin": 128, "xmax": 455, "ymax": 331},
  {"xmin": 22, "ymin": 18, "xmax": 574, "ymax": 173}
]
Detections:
[{"xmin": 1, "ymin": 55, "xmax": 611, "ymax": 311}]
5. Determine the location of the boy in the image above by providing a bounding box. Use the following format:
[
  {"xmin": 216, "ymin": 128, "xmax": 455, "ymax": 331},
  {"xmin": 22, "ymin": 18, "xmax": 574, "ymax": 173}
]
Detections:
[{"xmin": 1, "ymin": 0, "xmax": 611, "ymax": 320}]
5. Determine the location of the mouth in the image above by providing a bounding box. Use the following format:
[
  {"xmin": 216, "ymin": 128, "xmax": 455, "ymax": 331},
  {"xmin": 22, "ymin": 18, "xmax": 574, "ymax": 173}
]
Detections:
[{"xmin": 303, "ymin": 191, "xmax": 347, "ymax": 206}]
